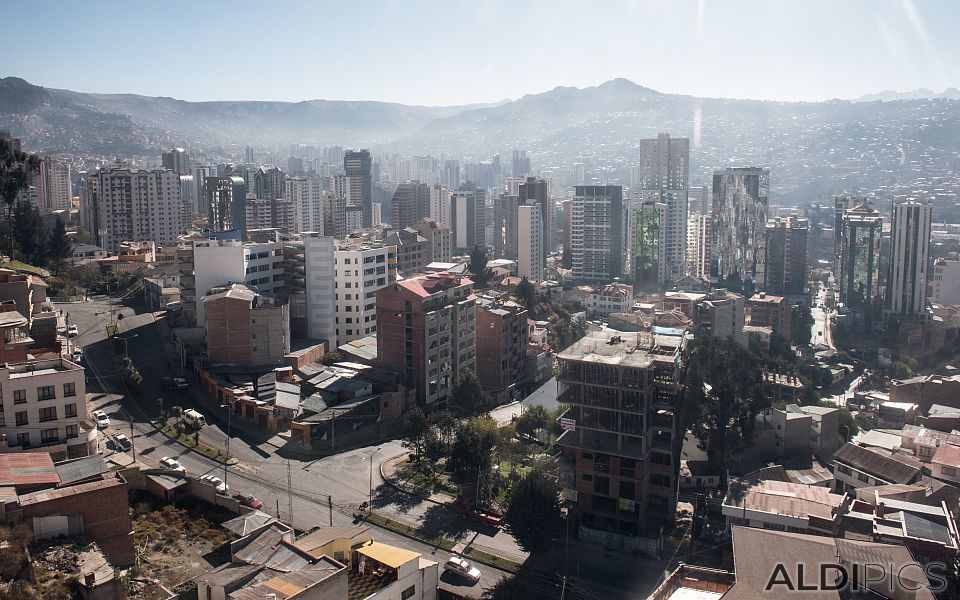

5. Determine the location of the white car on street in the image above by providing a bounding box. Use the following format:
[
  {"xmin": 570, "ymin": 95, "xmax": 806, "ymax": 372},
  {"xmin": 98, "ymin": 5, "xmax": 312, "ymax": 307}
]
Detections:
[
  {"xmin": 92, "ymin": 410, "xmax": 110, "ymax": 429},
  {"xmin": 67, "ymin": 324, "xmax": 79, "ymax": 338},
  {"xmin": 114, "ymin": 433, "xmax": 132, "ymax": 451},
  {"xmin": 444, "ymin": 555, "xmax": 481, "ymax": 583},
  {"xmin": 159, "ymin": 456, "xmax": 186, "ymax": 473},
  {"xmin": 199, "ymin": 474, "xmax": 228, "ymax": 494}
]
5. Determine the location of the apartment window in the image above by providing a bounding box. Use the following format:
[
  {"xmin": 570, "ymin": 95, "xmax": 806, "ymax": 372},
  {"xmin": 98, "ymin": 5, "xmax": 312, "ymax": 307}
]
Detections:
[
  {"xmin": 16, "ymin": 432, "xmax": 29, "ymax": 447},
  {"xmin": 581, "ymin": 473, "xmax": 593, "ymax": 482},
  {"xmin": 39, "ymin": 406, "xmax": 57, "ymax": 422},
  {"xmin": 857, "ymin": 472, "xmax": 870, "ymax": 483},
  {"xmin": 401, "ymin": 586, "xmax": 416, "ymax": 600},
  {"xmin": 650, "ymin": 473, "xmax": 671, "ymax": 488},
  {"xmin": 64, "ymin": 403, "xmax": 77, "ymax": 418},
  {"xmin": 64, "ymin": 382, "xmax": 76, "ymax": 398},
  {"xmin": 593, "ymin": 477, "xmax": 610, "ymax": 495},
  {"xmin": 37, "ymin": 385, "xmax": 56, "ymax": 401},
  {"xmin": 619, "ymin": 481, "xmax": 635, "ymax": 500},
  {"xmin": 65, "ymin": 424, "xmax": 78, "ymax": 439},
  {"xmin": 13, "ymin": 389, "xmax": 26, "ymax": 404},
  {"xmin": 15, "ymin": 411, "xmax": 28, "ymax": 426},
  {"xmin": 837, "ymin": 464, "xmax": 852, "ymax": 475},
  {"xmin": 41, "ymin": 428, "xmax": 59, "ymax": 444}
]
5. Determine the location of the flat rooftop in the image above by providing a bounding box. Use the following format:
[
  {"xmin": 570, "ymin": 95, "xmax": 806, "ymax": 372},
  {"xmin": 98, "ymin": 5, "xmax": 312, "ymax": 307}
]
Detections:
[{"xmin": 557, "ymin": 329, "xmax": 686, "ymax": 367}]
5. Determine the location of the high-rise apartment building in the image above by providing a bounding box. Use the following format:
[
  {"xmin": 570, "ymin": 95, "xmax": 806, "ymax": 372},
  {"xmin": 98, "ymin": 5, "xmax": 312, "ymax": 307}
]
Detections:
[
  {"xmin": 411, "ymin": 218, "xmax": 452, "ymax": 264},
  {"xmin": 442, "ymin": 160, "xmax": 460, "ymax": 189},
  {"xmin": 557, "ymin": 330, "xmax": 689, "ymax": 535},
  {"xmin": 511, "ymin": 149, "xmax": 531, "ymax": 178},
  {"xmin": 384, "ymin": 228, "xmax": 429, "ymax": 275},
  {"xmin": 519, "ymin": 177, "xmax": 553, "ymax": 259},
  {"xmin": 450, "ymin": 182, "xmax": 486, "ymax": 251},
  {"xmin": 206, "ymin": 175, "xmax": 247, "ymax": 235},
  {"xmin": 833, "ymin": 193, "xmax": 862, "ymax": 274},
  {"xmin": 31, "ymin": 157, "xmax": 72, "ymax": 214},
  {"xmin": 376, "ymin": 273, "xmax": 476, "ymax": 411},
  {"xmin": 161, "ymin": 148, "xmax": 191, "ymax": 174},
  {"xmin": 931, "ymin": 258, "xmax": 960, "ymax": 306},
  {"xmin": 838, "ymin": 202, "xmax": 882, "ymax": 309},
  {"xmin": 302, "ymin": 238, "xmax": 396, "ymax": 348},
  {"xmin": 685, "ymin": 213, "xmax": 712, "ymax": 280},
  {"xmin": 344, "ymin": 149, "xmax": 373, "ymax": 228},
  {"xmin": 886, "ymin": 200, "xmax": 932, "ymax": 318},
  {"xmin": 429, "ymin": 184, "xmax": 450, "ymax": 227},
  {"xmin": 711, "ymin": 167, "xmax": 769, "ymax": 292},
  {"xmin": 492, "ymin": 194, "xmax": 520, "ymax": 259},
  {"xmin": 81, "ymin": 165, "xmax": 183, "ymax": 253},
  {"xmin": 627, "ymin": 197, "xmax": 666, "ymax": 289},
  {"xmin": 391, "ymin": 181, "xmax": 431, "ymax": 230},
  {"xmin": 571, "ymin": 185, "xmax": 624, "ymax": 282},
  {"xmin": 637, "ymin": 134, "xmax": 689, "ymax": 283},
  {"xmin": 517, "ymin": 205, "xmax": 544, "ymax": 282},
  {"xmin": 286, "ymin": 175, "xmax": 325, "ymax": 233},
  {"xmin": 180, "ymin": 175, "xmax": 196, "ymax": 227},
  {"xmin": 254, "ymin": 166, "xmax": 286, "ymax": 201},
  {"xmin": 764, "ymin": 217, "xmax": 809, "ymax": 296}
]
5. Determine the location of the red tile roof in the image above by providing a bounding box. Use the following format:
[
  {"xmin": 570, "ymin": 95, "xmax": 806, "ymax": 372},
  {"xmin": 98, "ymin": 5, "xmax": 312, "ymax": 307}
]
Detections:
[
  {"xmin": 0, "ymin": 453, "xmax": 60, "ymax": 487},
  {"xmin": 932, "ymin": 443, "xmax": 960, "ymax": 468}
]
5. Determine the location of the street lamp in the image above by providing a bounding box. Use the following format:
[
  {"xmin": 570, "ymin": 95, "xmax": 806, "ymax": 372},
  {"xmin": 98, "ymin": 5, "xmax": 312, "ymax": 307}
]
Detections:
[
  {"xmin": 220, "ymin": 404, "xmax": 232, "ymax": 488},
  {"xmin": 118, "ymin": 333, "xmax": 139, "ymax": 360}
]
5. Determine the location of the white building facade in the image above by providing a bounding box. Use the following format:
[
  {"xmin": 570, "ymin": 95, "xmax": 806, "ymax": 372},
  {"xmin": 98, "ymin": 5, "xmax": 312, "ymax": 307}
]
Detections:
[{"xmin": 517, "ymin": 204, "xmax": 544, "ymax": 282}]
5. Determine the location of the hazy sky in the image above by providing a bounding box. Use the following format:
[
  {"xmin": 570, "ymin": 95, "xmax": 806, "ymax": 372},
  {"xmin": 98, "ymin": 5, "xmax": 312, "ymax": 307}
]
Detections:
[{"xmin": 3, "ymin": 0, "xmax": 957, "ymax": 105}]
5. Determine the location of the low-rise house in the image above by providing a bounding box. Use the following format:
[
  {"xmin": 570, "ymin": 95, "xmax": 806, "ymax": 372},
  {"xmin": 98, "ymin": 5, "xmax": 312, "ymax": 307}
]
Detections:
[
  {"xmin": 842, "ymin": 495, "xmax": 959, "ymax": 565},
  {"xmin": 351, "ymin": 540, "xmax": 438, "ymax": 600},
  {"xmin": 931, "ymin": 443, "xmax": 960, "ymax": 484},
  {"xmin": 877, "ymin": 401, "xmax": 919, "ymax": 429},
  {"xmin": 722, "ymin": 478, "xmax": 849, "ymax": 535},
  {"xmin": 583, "ymin": 282, "xmax": 633, "ymax": 316},
  {"xmin": 716, "ymin": 526, "xmax": 938, "ymax": 600},
  {"xmin": 833, "ymin": 443, "xmax": 923, "ymax": 494}
]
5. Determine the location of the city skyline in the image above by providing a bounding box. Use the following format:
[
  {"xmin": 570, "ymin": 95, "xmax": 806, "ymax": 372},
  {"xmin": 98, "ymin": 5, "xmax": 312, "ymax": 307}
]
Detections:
[{"xmin": 2, "ymin": 0, "xmax": 958, "ymax": 106}]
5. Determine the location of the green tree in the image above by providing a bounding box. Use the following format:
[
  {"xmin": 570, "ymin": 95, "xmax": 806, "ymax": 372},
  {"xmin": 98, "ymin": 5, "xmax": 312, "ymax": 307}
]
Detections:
[
  {"xmin": 448, "ymin": 416, "xmax": 499, "ymax": 479},
  {"xmin": 686, "ymin": 336, "xmax": 769, "ymax": 471},
  {"xmin": 400, "ymin": 407, "xmax": 429, "ymax": 465},
  {"xmin": 46, "ymin": 216, "xmax": 73, "ymax": 275},
  {"xmin": 321, "ymin": 350, "xmax": 343, "ymax": 365},
  {"xmin": 515, "ymin": 276, "xmax": 536, "ymax": 311},
  {"xmin": 468, "ymin": 245, "xmax": 492, "ymax": 287},
  {"xmin": 450, "ymin": 369, "xmax": 493, "ymax": 418},
  {"xmin": 0, "ymin": 138, "xmax": 41, "ymax": 260},
  {"xmin": 516, "ymin": 405, "xmax": 551, "ymax": 438},
  {"xmin": 504, "ymin": 470, "xmax": 563, "ymax": 553},
  {"xmin": 13, "ymin": 199, "xmax": 46, "ymax": 265},
  {"xmin": 483, "ymin": 575, "xmax": 531, "ymax": 600}
]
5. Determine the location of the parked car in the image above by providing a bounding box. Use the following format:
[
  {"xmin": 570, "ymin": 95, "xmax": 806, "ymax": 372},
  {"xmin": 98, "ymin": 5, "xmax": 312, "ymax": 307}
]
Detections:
[
  {"xmin": 114, "ymin": 433, "xmax": 132, "ymax": 451},
  {"xmin": 159, "ymin": 456, "xmax": 186, "ymax": 473},
  {"xmin": 200, "ymin": 474, "xmax": 228, "ymax": 494},
  {"xmin": 67, "ymin": 324, "xmax": 79, "ymax": 338},
  {"xmin": 172, "ymin": 377, "xmax": 189, "ymax": 390},
  {"xmin": 236, "ymin": 494, "xmax": 263, "ymax": 509},
  {"xmin": 92, "ymin": 410, "xmax": 110, "ymax": 429},
  {"xmin": 444, "ymin": 556, "xmax": 481, "ymax": 583}
]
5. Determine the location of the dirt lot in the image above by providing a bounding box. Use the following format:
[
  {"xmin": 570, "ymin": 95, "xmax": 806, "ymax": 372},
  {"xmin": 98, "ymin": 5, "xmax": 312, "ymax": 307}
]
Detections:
[{"xmin": 130, "ymin": 491, "xmax": 233, "ymax": 593}]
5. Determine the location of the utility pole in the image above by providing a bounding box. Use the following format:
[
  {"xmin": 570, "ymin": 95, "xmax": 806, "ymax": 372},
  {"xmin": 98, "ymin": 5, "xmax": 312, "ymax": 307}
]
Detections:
[
  {"xmin": 287, "ymin": 459, "xmax": 293, "ymax": 526},
  {"xmin": 328, "ymin": 495, "xmax": 333, "ymax": 526},
  {"xmin": 129, "ymin": 412, "xmax": 136, "ymax": 463}
]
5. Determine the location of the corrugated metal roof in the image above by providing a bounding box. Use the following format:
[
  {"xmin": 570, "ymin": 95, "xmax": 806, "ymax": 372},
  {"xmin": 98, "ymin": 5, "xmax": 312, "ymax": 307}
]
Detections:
[
  {"xmin": 355, "ymin": 540, "xmax": 420, "ymax": 568},
  {"xmin": 0, "ymin": 453, "xmax": 60, "ymax": 488}
]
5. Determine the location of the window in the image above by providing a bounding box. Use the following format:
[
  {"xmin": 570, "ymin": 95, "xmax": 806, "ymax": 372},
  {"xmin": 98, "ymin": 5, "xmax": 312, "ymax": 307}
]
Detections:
[
  {"xmin": 593, "ymin": 476, "xmax": 610, "ymax": 495},
  {"xmin": 13, "ymin": 389, "xmax": 25, "ymax": 404},
  {"xmin": 857, "ymin": 472, "xmax": 870, "ymax": 483},
  {"xmin": 63, "ymin": 382, "xmax": 76, "ymax": 397},
  {"xmin": 333, "ymin": 551, "xmax": 345, "ymax": 562},
  {"xmin": 401, "ymin": 586, "xmax": 416, "ymax": 600},
  {"xmin": 41, "ymin": 428, "xmax": 59, "ymax": 443},
  {"xmin": 650, "ymin": 474, "xmax": 671, "ymax": 488},
  {"xmin": 37, "ymin": 385, "xmax": 55, "ymax": 401},
  {"xmin": 65, "ymin": 425, "xmax": 78, "ymax": 439},
  {"xmin": 15, "ymin": 411, "xmax": 28, "ymax": 426},
  {"xmin": 619, "ymin": 481, "xmax": 635, "ymax": 500},
  {"xmin": 837, "ymin": 464, "xmax": 852, "ymax": 475},
  {"xmin": 39, "ymin": 407, "xmax": 57, "ymax": 422},
  {"xmin": 942, "ymin": 466, "xmax": 957, "ymax": 477},
  {"xmin": 64, "ymin": 403, "xmax": 77, "ymax": 418},
  {"xmin": 582, "ymin": 473, "xmax": 593, "ymax": 481},
  {"xmin": 16, "ymin": 432, "xmax": 29, "ymax": 447}
]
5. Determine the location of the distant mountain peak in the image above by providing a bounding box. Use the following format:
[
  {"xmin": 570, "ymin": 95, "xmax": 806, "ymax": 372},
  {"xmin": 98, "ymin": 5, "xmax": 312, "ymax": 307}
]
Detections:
[{"xmin": 854, "ymin": 87, "xmax": 960, "ymax": 102}]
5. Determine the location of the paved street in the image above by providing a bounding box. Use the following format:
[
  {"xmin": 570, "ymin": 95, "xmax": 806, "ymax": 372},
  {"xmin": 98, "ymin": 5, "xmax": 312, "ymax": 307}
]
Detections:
[
  {"xmin": 811, "ymin": 285, "xmax": 835, "ymax": 350},
  {"xmin": 69, "ymin": 294, "xmax": 508, "ymax": 597}
]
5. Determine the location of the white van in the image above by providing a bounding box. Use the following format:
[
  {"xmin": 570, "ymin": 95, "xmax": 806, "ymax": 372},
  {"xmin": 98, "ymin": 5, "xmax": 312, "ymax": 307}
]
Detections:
[{"xmin": 182, "ymin": 409, "xmax": 206, "ymax": 428}]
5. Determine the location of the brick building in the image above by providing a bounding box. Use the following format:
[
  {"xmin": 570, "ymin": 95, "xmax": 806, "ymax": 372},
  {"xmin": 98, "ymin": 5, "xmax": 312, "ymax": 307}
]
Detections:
[
  {"xmin": 475, "ymin": 293, "xmax": 529, "ymax": 404},
  {"xmin": 376, "ymin": 273, "xmax": 476, "ymax": 411},
  {"xmin": 557, "ymin": 329, "xmax": 688, "ymax": 543},
  {"xmin": 203, "ymin": 283, "xmax": 290, "ymax": 367},
  {"xmin": 746, "ymin": 292, "xmax": 792, "ymax": 341}
]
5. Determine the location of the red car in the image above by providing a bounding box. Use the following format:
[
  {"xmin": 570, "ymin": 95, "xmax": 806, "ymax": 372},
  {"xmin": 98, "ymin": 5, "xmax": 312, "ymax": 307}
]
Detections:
[
  {"xmin": 237, "ymin": 494, "xmax": 263, "ymax": 510},
  {"xmin": 456, "ymin": 500, "xmax": 502, "ymax": 527}
]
